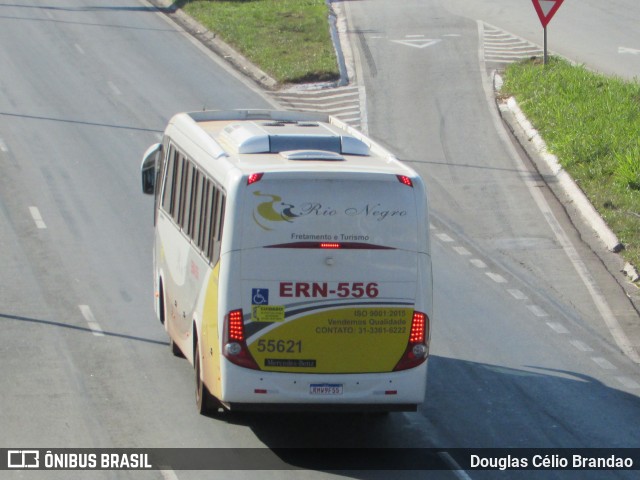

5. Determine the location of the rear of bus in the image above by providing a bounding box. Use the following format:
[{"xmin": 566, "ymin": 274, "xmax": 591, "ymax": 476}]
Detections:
[{"xmin": 216, "ymin": 168, "xmax": 432, "ymax": 411}]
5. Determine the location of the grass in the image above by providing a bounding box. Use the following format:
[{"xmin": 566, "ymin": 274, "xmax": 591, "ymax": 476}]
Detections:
[
  {"xmin": 502, "ymin": 57, "xmax": 640, "ymax": 269},
  {"xmin": 175, "ymin": 0, "xmax": 340, "ymax": 84}
]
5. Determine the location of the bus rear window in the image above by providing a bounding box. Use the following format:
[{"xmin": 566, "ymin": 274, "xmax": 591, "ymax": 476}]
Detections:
[{"xmin": 241, "ymin": 178, "xmax": 419, "ymax": 251}]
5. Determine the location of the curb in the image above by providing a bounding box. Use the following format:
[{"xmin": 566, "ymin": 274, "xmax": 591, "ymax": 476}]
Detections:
[
  {"xmin": 496, "ymin": 75, "xmax": 625, "ymax": 255},
  {"xmin": 495, "ymin": 73, "xmax": 640, "ymax": 286},
  {"xmin": 146, "ymin": 0, "xmax": 349, "ymax": 92}
]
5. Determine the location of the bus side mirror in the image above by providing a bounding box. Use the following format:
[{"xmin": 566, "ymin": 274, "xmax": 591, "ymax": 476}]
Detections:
[{"xmin": 141, "ymin": 143, "xmax": 161, "ymax": 195}]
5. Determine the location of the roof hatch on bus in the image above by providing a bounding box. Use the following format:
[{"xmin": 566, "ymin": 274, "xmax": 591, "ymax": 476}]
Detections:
[{"xmin": 220, "ymin": 121, "xmax": 370, "ymax": 156}]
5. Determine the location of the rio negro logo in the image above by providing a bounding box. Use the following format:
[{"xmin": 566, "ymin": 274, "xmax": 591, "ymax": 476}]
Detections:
[
  {"xmin": 252, "ymin": 192, "xmax": 299, "ymax": 231},
  {"xmin": 252, "ymin": 191, "xmax": 408, "ymax": 230}
]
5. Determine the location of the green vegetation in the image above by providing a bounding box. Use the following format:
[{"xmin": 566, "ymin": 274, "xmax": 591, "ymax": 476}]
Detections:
[
  {"xmin": 502, "ymin": 57, "xmax": 640, "ymax": 268},
  {"xmin": 175, "ymin": 0, "xmax": 340, "ymax": 84}
]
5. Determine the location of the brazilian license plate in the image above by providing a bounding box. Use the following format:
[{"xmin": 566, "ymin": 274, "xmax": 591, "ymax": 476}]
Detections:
[{"xmin": 309, "ymin": 384, "xmax": 343, "ymax": 395}]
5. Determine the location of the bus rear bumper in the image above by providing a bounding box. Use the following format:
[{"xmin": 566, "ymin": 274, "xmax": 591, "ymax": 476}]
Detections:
[
  {"xmin": 218, "ymin": 360, "xmax": 428, "ymax": 412},
  {"xmin": 223, "ymin": 402, "xmax": 417, "ymax": 412}
]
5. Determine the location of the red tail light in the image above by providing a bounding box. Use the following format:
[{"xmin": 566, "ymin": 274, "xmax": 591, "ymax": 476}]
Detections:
[
  {"xmin": 393, "ymin": 311, "xmax": 429, "ymax": 371},
  {"xmin": 227, "ymin": 309, "xmax": 244, "ymax": 341},
  {"xmin": 320, "ymin": 242, "xmax": 341, "ymax": 249},
  {"xmin": 247, "ymin": 172, "xmax": 264, "ymax": 185},
  {"xmin": 223, "ymin": 309, "xmax": 259, "ymax": 370},
  {"xmin": 409, "ymin": 311, "xmax": 426, "ymax": 343},
  {"xmin": 397, "ymin": 175, "xmax": 413, "ymax": 187}
]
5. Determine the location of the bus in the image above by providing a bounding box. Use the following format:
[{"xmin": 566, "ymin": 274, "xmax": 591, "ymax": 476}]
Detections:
[{"xmin": 140, "ymin": 109, "xmax": 432, "ymax": 413}]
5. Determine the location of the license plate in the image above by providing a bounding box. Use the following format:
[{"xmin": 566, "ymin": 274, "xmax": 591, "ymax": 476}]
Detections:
[{"xmin": 309, "ymin": 383, "xmax": 343, "ymax": 395}]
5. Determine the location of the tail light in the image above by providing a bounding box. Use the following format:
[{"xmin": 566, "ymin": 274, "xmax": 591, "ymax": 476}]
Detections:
[
  {"xmin": 396, "ymin": 175, "xmax": 414, "ymax": 187},
  {"xmin": 247, "ymin": 173, "xmax": 264, "ymax": 185},
  {"xmin": 393, "ymin": 311, "xmax": 430, "ymax": 371},
  {"xmin": 320, "ymin": 242, "xmax": 341, "ymax": 249},
  {"xmin": 223, "ymin": 309, "xmax": 259, "ymax": 370}
]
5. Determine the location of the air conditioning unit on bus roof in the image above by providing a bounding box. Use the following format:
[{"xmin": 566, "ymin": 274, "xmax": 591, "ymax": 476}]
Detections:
[{"xmin": 220, "ymin": 120, "xmax": 370, "ymax": 156}]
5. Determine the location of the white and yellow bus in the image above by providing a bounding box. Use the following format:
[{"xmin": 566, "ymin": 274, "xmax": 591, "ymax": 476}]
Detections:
[{"xmin": 141, "ymin": 110, "xmax": 432, "ymax": 413}]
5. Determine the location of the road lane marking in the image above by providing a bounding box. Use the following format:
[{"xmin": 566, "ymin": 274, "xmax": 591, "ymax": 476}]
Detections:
[
  {"xmin": 591, "ymin": 357, "xmax": 617, "ymax": 370},
  {"xmin": 470, "ymin": 258, "xmax": 486, "ymax": 269},
  {"xmin": 453, "ymin": 246, "xmax": 471, "ymax": 256},
  {"xmin": 547, "ymin": 322, "xmax": 569, "ymax": 334},
  {"xmin": 485, "ymin": 272, "xmax": 506, "ymax": 283},
  {"xmin": 436, "ymin": 232, "xmax": 454, "ymax": 242},
  {"xmin": 616, "ymin": 377, "xmax": 640, "ymax": 389},
  {"xmin": 108, "ymin": 81, "xmax": 122, "ymax": 95},
  {"xmin": 29, "ymin": 206, "xmax": 47, "ymax": 229},
  {"xmin": 508, "ymin": 288, "xmax": 527, "ymax": 300},
  {"xmin": 391, "ymin": 37, "xmax": 442, "ymax": 49},
  {"xmin": 438, "ymin": 451, "xmax": 473, "ymax": 480},
  {"xmin": 527, "ymin": 305, "xmax": 549, "ymax": 317},
  {"xmin": 160, "ymin": 469, "xmax": 180, "ymax": 480},
  {"xmin": 0, "ymin": 137, "xmax": 8, "ymax": 152},
  {"xmin": 79, "ymin": 305, "xmax": 104, "ymax": 337},
  {"xmin": 569, "ymin": 339, "xmax": 593, "ymax": 352},
  {"xmin": 619, "ymin": 46, "xmax": 640, "ymax": 55}
]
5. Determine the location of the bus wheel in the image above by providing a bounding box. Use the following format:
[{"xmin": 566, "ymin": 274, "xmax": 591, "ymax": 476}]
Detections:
[
  {"xmin": 169, "ymin": 337, "xmax": 184, "ymax": 358},
  {"xmin": 195, "ymin": 341, "xmax": 220, "ymax": 415}
]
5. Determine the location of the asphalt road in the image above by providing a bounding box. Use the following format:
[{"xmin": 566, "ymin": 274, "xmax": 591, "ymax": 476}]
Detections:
[
  {"xmin": 0, "ymin": 1, "xmax": 639, "ymax": 479},
  {"xmin": 340, "ymin": 0, "xmax": 640, "ymax": 475}
]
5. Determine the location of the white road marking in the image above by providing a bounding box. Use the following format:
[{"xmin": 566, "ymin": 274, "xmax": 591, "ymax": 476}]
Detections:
[
  {"xmin": 507, "ymin": 288, "xmax": 527, "ymax": 300},
  {"xmin": 527, "ymin": 305, "xmax": 549, "ymax": 317},
  {"xmin": 438, "ymin": 451, "xmax": 473, "ymax": 480},
  {"xmin": 591, "ymin": 357, "xmax": 617, "ymax": 370},
  {"xmin": 436, "ymin": 232, "xmax": 454, "ymax": 242},
  {"xmin": 470, "ymin": 258, "xmax": 486, "ymax": 269},
  {"xmin": 569, "ymin": 339, "xmax": 593, "ymax": 352},
  {"xmin": 108, "ymin": 81, "xmax": 122, "ymax": 96},
  {"xmin": 29, "ymin": 206, "xmax": 47, "ymax": 229},
  {"xmin": 616, "ymin": 377, "xmax": 640, "ymax": 389},
  {"xmin": 619, "ymin": 46, "xmax": 640, "ymax": 55},
  {"xmin": 485, "ymin": 272, "xmax": 507, "ymax": 283},
  {"xmin": 160, "ymin": 469, "xmax": 180, "ymax": 480},
  {"xmin": 74, "ymin": 43, "xmax": 85, "ymax": 55},
  {"xmin": 0, "ymin": 137, "xmax": 8, "ymax": 152},
  {"xmin": 391, "ymin": 38, "xmax": 442, "ymax": 49},
  {"xmin": 547, "ymin": 322, "xmax": 569, "ymax": 334},
  {"xmin": 79, "ymin": 305, "xmax": 104, "ymax": 337},
  {"xmin": 453, "ymin": 246, "xmax": 471, "ymax": 256}
]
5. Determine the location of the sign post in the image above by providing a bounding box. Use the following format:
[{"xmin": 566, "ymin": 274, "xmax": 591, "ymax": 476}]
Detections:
[{"xmin": 531, "ymin": 0, "xmax": 565, "ymax": 65}]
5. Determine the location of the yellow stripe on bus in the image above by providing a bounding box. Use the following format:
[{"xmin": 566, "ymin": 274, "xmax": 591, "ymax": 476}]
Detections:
[{"xmin": 248, "ymin": 307, "xmax": 412, "ymax": 373}]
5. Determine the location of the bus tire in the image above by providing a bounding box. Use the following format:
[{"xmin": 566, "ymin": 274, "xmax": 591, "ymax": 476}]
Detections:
[
  {"xmin": 158, "ymin": 280, "xmax": 165, "ymax": 326},
  {"xmin": 170, "ymin": 336, "xmax": 184, "ymax": 358}
]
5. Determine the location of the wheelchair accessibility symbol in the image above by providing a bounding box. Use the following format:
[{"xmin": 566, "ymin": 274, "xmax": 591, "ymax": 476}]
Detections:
[{"xmin": 252, "ymin": 288, "xmax": 269, "ymax": 305}]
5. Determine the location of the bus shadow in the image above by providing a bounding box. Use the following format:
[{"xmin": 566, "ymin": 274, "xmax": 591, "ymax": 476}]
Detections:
[
  {"xmin": 215, "ymin": 355, "xmax": 640, "ymax": 478},
  {"xmin": 0, "ymin": 312, "xmax": 169, "ymax": 347}
]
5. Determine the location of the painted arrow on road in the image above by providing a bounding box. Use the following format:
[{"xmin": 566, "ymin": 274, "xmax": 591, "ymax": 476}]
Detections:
[{"xmin": 391, "ymin": 36, "xmax": 442, "ymax": 49}]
